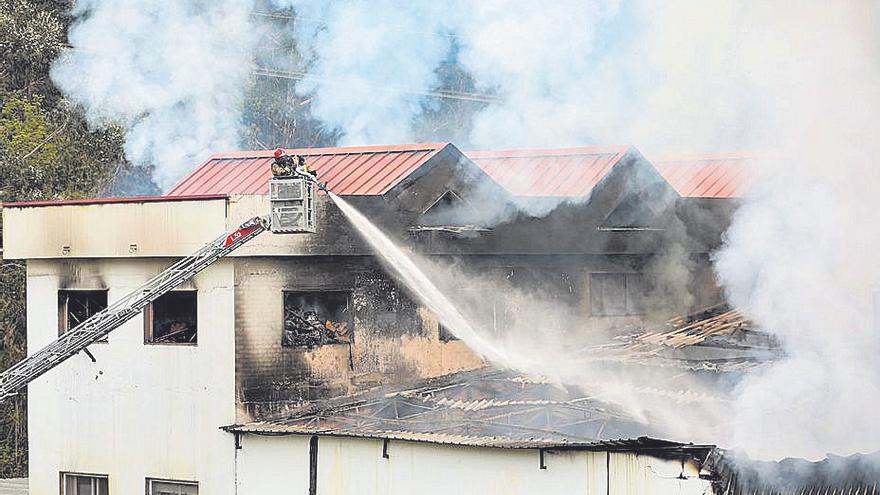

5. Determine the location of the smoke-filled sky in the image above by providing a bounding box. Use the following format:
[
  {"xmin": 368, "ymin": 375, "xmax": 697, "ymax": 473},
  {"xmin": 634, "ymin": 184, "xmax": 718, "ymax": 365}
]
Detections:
[
  {"xmin": 51, "ymin": 0, "xmax": 259, "ymax": 188},
  {"xmin": 51, "ymin": 0, "xmax": 880, "ymax": 461}
]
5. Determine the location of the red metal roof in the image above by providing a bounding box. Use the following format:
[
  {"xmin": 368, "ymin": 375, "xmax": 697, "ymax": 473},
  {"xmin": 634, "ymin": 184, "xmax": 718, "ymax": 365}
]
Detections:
[
  {"xmin": 652, "ymin": 154, "xmax": 749, "ymax": 198},
  {"xmin": 464, "ymin": 146, "xmax": 631, "ymax": 197},
  {"xmin": 163, "ymin": 143, "xmax": 748, "ymax": 200},
  {"xmin": 166, "ymin": 143, "xmax": 450, "ymax": 197},
  {"xmin": 2, "ymin": 194, "xmax": 227, "ymax": 208}
]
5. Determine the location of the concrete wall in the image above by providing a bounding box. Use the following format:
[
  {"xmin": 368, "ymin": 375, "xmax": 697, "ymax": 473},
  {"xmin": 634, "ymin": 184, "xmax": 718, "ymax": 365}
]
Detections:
[
  {"xmin": 3, "ymin": 198, "xmax": 227, "ymax": 259},
  {"xmin": 235, "ymin": 434, "xmax": 713, "ymax": 495},
  {"xmin": 26, "ymin": 259, "xmax": 237, "ymax": 495}
]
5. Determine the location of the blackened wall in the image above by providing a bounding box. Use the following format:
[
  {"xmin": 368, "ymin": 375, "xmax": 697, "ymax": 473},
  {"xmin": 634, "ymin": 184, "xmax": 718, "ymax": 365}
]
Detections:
[
  {"xmin": 233, "ymin": 256, "xmax": 484, "ymax": 421},
  {"xmin": 232, "ymin": 249, "xmax": 726, "ymax": 422}
]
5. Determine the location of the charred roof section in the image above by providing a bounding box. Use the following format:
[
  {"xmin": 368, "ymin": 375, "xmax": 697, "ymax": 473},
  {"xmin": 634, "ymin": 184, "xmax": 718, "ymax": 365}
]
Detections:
[
  {"xmin": 601, "ymin": 304, "xmax": 781, "ymax": 372},
  {"xmin": 226, "ymin": 367, "xmax": 723, "ymax": 448},
  {"xmin": 706, "ymin": 449, "xmax": 880, "ymax": 494}
]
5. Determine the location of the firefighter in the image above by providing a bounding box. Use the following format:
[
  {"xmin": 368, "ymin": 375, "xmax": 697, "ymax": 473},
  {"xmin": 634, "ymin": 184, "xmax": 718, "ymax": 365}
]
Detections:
[
  {"xmin": 271, "ymin": 148, "xmax": 296, "ymax": 177},
  {"xmin": 272, "ymin": 149, "xmax": 317, "ymax": 179}
]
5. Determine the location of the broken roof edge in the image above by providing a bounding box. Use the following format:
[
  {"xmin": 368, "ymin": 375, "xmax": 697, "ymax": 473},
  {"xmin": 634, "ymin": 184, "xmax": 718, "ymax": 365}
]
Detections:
[{"xmin": 220, "ymin": 422, "xmax": 714, "ymax": 453}]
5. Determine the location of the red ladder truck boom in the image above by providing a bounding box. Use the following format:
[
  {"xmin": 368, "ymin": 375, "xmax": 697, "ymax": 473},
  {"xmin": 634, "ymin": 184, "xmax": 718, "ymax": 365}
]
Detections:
[
  {"xmin": 0, "ymin": 215, "xmax": 269, "ymax": 400},
  {"xmin": 0, "ymin": 153, "xmax": 324, "ymax": 402}
]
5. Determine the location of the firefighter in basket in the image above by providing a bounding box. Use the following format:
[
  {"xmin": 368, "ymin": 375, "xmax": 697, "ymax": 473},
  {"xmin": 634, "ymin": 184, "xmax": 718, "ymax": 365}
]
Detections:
[{"xmin": 272, "ymin": 149, "xmax": 317, "ymax": 179}]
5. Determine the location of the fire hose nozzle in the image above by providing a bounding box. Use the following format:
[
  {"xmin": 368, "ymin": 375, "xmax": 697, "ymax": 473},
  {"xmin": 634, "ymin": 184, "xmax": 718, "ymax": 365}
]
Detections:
[{"xmin": 295, "ymin": 166, "xmax": 330, "ymax": 193}]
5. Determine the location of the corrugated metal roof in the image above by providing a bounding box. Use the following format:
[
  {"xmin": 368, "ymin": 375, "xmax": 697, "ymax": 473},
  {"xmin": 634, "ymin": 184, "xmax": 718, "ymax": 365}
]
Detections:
[
  {"xmin": 464, "ymin": 146, "xmax": 631, "ymax": 197},
  {"xmin": 227, "ymin": 424, "xmax": 587, "ymax": 449},
  {"xmin": 164, "ymin": 144, "xmax": 748, "ymax": 200},
  {"xmin": 225, "ymin": 368, "xmax": 720, "ymax": 452},
  {"xmin": 166, "ymin": 143, "xmax": 450, "ymax": 197},
  {"xmin": 227, "ymin": 422, "xmax": 701, "ymax": 452},
  {"xmin": 652, "ymin": 154, "xmax": 749, "ymax": 198}
]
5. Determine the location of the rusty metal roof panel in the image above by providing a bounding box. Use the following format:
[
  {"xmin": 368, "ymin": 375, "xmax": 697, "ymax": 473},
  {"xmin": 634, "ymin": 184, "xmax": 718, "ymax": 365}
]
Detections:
[
  {"xmin": 652, "ymin": 154, "xmax": 749, "ymax": 198},
  {"xmin": 166, "ymin": 143, "xmax": 449, "ymax": 197},
  {"xmin": 465, "ymin": 146, "xmax": 631, "ymax": 197}
]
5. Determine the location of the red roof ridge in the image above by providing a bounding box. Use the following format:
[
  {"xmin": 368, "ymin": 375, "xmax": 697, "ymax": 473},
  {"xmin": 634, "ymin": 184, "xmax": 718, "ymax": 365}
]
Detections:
[
  {"xmin": 465, "ymin": 145, "xmax": 631, "ymax": 159},
  {"xmin": 208, "ymin": 142, "xmax": 451, "ymax": 160},
  {"xmin": 651, "ymin": 152, "xmax": 751, "ymax": 163}
]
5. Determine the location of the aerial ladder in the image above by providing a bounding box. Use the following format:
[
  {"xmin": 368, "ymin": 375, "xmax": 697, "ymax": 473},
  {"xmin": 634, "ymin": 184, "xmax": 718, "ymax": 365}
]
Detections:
[{"xmin": 0, "ymin": 151, "xmax": 327, "ymax": 401}]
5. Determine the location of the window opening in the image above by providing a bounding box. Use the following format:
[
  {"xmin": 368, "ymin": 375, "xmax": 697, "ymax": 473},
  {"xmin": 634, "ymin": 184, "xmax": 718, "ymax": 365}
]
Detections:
[
  {"xmin": 145, "ymin": 291, "xmax": 197, "ymax": 344},
  {"xmin": 61, "ymin": 473, "xmax": 108, "ymax": 495},
  {"xmin": 147, "ymin": 478, "xmax": 198, "ymax": 495},
  {"xmin": 283, "ymin": 291, "xmax": 352, "ymax": 348},
  {"xmin": 58, "ymin": 289, "xmax": 108, "ymax": 338}
]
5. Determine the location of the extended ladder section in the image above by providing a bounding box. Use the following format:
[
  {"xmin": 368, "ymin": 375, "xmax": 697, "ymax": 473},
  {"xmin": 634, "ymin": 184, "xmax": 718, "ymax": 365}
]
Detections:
[{"xmin": 0, "ymin": 216, "xmax": 269, "ymax": 401}]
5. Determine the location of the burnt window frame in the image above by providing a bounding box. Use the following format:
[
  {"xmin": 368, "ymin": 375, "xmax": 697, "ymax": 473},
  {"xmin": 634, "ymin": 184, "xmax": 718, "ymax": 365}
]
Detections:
[
  {"xmin": 144, "ymin": 290, "xmax": 198, "ymax": 346},
  {"xmin": 282, "ymin": 289, "xmax": 354, "ymax": 348},
  {"xmin": 590, "ymin": 272, "xmax": 647, "ymax": 317},
  {"xmin": 145, "ymin": 477, "xmax": 199, "ymax": 495},
  {"xmin": 60, "ymin": 471, "xmax": 109, "ymax": 495},
  {"xmin": 58, "ymin": 289, "xmax": 109, "ymax": 341}
]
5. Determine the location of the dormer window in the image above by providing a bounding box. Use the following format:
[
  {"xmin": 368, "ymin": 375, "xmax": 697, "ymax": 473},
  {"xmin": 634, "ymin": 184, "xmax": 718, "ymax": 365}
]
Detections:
[{"xmin": 420, "ymin": 190, "xmax": 478, "ymax": 226}]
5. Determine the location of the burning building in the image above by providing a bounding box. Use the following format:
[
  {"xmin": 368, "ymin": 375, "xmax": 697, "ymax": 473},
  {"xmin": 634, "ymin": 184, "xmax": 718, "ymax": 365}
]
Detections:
[{"xmin": 4, "ymin": 142, "xmax": 856, "ymax": 494}]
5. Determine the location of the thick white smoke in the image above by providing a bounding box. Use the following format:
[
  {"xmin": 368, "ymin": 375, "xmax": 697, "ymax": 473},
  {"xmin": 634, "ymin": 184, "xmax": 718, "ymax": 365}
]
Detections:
[
  {"xmin": 281, "ymin": 0, "xmax": 626, "ymax": 148},
  {"xmin": 51, "ymin": 0, "xmax": 259, "ymax": 189},
  {"xmin": 275, "ymin": 1, "xmax": 756, "ymax": 153},
  {"xmin": 449, "ymin": 1, "xmax": 622, "ymax": 148},
  {"xmin": 49, "ymin": 0, "xmax": 880, "ymax": 461},
  {"xmin": 270, "ymin": 1, "xmax": 451, "ymax": 145},
  {"xmin": 287, "ymin": 0, "xmax": 880, "ymax": 461},
  {"xmin": 709, "ymin": 4, "xmax": 880, "ymax": 460}
]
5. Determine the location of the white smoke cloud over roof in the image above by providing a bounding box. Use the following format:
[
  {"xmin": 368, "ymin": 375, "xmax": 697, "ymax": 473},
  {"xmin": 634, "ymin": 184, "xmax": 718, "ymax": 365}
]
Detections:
[{"xmin": 51, "ymin": 0, "xmax": 259, "ymax": 189}]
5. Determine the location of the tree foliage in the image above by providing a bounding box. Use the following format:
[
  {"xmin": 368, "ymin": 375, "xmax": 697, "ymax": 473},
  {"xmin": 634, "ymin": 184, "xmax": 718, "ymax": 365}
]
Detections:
[
  {"xmin": 0, "ymin": 262, "xmax": 26, "ymax": 478},
  {"xmin": 0, "ymin": 0, "xmax": 138, "ymax": 477},
  {"xmin": 242, "ymin": 10, "xmax": 340, "ymax": 150}
]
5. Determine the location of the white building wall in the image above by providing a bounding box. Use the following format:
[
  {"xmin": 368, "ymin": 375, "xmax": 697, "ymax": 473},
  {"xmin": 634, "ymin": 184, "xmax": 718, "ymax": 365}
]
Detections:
[
  {"xmin": 609, "ymin": 452, "xmax": 707, "ymax": 495},
  {"xmin": 236, "ymin": 434, "xmax": 713, "ymax": 495},
  {"xmin": 2, "ymin": 198, "xmax": 228, "ymax": 259},
  {"xmin": 26, "ymin": 259, "xmax": 237, "ymax": 495}
]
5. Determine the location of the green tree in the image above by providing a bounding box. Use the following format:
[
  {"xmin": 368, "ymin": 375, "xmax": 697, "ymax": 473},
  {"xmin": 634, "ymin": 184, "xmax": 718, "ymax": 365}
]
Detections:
[
  {"xmin": 0, "ymin": 0, "xmax": 146, "ymax": 477},
  {"xmin": 243, "ymin": 9, "xmax": 340, "ymax": 150}
]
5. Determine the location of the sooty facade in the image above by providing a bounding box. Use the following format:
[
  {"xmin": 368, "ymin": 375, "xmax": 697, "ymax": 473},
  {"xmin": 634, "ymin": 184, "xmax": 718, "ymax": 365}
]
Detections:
[{"xmin": 231, "ymin": 146, "xmax": 730, "ymax": 421}]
